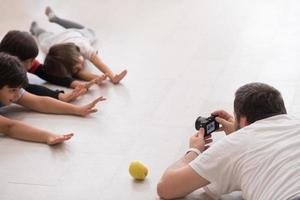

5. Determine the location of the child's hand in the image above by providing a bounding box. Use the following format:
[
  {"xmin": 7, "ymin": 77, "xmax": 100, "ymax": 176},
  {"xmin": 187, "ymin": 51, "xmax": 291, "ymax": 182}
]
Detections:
[
  {"xmin": 94, "ymin": 74, "xmax": 107, "ymax": 85},
  {"xmin": 47, "ymin": 133, "xmax": 74, "ymax": 145},
  {"xmin": 76, "ymin": 96, "xmax": 106, "ymax": 116},
  {"xmin": 59, "ymin": 87, "xmax": 87, "ymax": 102},
  {"xmin": 84, "ymin": 79, "xmax": 97, "ymax": 89},
  {"xmin": 111, "ymin": 70, "xmax": 127, "ymax": 84},
  {"xmin": 74, "ymin": 79, "xmax": 97, "ymax": 91},
  {"xmin": 81, "ymin": 76, "xmax": 106, "ymax": 89}
]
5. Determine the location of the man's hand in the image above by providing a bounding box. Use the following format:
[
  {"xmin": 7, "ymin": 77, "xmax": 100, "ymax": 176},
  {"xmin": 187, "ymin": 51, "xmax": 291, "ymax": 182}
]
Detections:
[
  {"xmin": 75, "ymin": 96, "xmax": 106, "ymax": 116},
  {"xmin": 212, "ymin": 110, "xmax": 236, "ymax": 135},
  {"xmin": 189, "ymin": 128, "xmax": 213, "ymax": 153}
]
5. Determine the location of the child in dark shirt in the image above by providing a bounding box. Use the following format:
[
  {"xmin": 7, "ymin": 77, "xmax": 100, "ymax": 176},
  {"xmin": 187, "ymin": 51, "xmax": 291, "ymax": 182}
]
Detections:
[
  {"xmin": 29, "ymin": 6, "xmax": 126, "ymax": 85},
  {"xmin": 0, "ymin": 52, "xmax": 105, "ymax": 145},
  {"xmin": 0, "ymin": 30, "xmax": 102, "ymax": 102}
]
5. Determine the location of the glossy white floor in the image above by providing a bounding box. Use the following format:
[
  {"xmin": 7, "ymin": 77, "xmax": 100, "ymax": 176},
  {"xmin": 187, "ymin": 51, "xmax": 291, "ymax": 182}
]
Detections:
[{"xmin": 1, "ymin": 0, "xmax": 300, "ymax": 199}]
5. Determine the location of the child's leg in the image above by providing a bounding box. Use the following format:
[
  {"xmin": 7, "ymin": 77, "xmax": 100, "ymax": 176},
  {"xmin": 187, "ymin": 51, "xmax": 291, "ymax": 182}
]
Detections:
[
  {"xmin": 30, "ymin": 21, "xmax": 56, "ymax": 54},
  {"xmin": 30, "ymin": 21, "xmax": 47, "ymax": 37},
  {"xmin": 45, "ymin": 6, "xmax": 84, "ymax": 29},
  {"xmin": 90, "ymin": 55, "xmax": 127, "ymax": 84}
]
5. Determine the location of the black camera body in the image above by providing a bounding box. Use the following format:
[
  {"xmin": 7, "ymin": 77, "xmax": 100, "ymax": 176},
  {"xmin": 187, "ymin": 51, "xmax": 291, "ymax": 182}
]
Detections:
[{"xmin": 195, "ymin": 116, "xmax": 219, "ymax": 136}]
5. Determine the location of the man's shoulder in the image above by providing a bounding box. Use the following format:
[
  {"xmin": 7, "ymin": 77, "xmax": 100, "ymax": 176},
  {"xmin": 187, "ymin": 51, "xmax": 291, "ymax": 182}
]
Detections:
[
  {"xmin": 248, "ymin": 114, "xmax": 300, "ymax": 130},
  {"xmin": 257, "ymin": 114, "xmax": 298, "ymax": 123}
]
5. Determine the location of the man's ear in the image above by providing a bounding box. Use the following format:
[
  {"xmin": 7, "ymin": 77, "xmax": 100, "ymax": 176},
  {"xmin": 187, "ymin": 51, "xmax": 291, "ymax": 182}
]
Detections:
[{"xmin": 239, "ymin": 116, "xmax": 249, "ymax": 128}]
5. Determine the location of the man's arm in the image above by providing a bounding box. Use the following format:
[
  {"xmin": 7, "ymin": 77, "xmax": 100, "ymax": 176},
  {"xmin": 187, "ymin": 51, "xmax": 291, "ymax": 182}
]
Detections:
[
  {"xmin": 157, "ymin": 129, "xmax": 211, "ymax": 199},
  {"xmin": 157, "ymin": 154, "xmax": 209, "ymax": 199}
]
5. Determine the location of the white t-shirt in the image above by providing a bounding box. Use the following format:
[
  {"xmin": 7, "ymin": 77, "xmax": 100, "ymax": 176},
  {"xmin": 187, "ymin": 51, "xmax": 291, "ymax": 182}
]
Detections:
[
  {"xmin": 189, "ymin": 114, "xmax": 300, "ymax": 200},
  {"xmin": 38, "ymin": 28, "xmax": 97, "ymax": 60}
]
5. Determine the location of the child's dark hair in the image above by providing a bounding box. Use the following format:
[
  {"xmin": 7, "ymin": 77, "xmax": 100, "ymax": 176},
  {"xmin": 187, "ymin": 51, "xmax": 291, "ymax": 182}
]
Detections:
[
  {"xmin": 0, "ymin": 52, "xmax": 28, "ymax": 89},
  {"xmin": 0, "ymin": 30, "xmax": 38, "ymax": 61},
  {"xmin": 43, "ymin": 43, "xmax": 81, "ymax": 77}
]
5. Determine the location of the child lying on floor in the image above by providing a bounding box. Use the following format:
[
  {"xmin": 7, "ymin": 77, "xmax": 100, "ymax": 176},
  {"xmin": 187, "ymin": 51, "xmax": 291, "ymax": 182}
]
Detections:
[
  {"xmin": 0, "ymin": 30, "xmax": 102, "ymax": 102},
  {"xmin": 0, "ymin": 52, "xmax": 105, "ymax": 145},
  {"xmin": 30, "ymin": 6, "xmax": 127, "ymax": 87}
]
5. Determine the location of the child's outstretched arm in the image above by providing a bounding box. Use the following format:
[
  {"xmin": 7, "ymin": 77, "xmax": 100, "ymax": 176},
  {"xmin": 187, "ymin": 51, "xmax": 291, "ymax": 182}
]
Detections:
[
  {"xmin": 70, "ymin": 78, "xmax": 100, "ymax": 90},
  {"xmin": 34, "ymin": 66, "xmax": 77, "ymax": 88},
  {"xmin": 34, "ymin": 66, "xmax": 97, "ymax": 91},
  {"xmin": 90, "ymin": 55, "xmax": 127, "ymax": 84},
  {"xmin": 58, "ymin": 87, "xmax": 87, "ymax": 102},
  {"xmin": 75, "ymin": 70, "xmax": 107, "ymax": 85},
  {"xmin": 16, "ymin": 91, "xmax": 106, "ymax": 116},
  {"xmin": 26, "ymin": 83, "xmax": 86, "ymax": 102},
  {"xmin": 26, "ymin": 83, "xmax": 63, "ymax": 99},
  {"xmin": 0, "ymin": 115, "xmax": 73, "ymax": 145}
]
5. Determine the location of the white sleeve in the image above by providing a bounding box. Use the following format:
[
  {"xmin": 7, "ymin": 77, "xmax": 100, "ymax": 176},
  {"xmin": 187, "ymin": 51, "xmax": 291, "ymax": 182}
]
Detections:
[
  {"xmin": 189, "ymin": 134, "xmax": 247, "ymax": 195},
  {"xmin": 15, "ymin": 88, "xmax": 26, "ymax": 102},
  {"xmin": 77, "ymin": 40, "xmax": 97, "ymax": 60},
  {"xmin": 203, "ymin": 184, "xmax": 222, "ymax": 200}
]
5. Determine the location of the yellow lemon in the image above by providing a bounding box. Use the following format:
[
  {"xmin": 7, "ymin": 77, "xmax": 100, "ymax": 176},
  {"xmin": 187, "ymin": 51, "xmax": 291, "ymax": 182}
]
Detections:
[{"xmin": 129, "ymin": 161, "xmax": 148, "ymax": 180}]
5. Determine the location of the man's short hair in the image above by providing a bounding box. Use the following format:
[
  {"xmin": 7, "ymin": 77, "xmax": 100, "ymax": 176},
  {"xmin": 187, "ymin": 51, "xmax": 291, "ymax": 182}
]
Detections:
[
  {"xmin": 0, "ymin": 52, "xmax": 28, "ymax": 89},
  {"xmin": 234, "ymin": 82, "xmax": 287, "ymax": 124}
]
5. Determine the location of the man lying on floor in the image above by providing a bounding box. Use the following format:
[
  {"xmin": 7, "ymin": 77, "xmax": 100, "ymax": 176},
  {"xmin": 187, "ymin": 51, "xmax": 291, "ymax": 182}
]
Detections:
[{"xmin": 157, "ymin": 82, "xmax": 300, "ymax": 200}]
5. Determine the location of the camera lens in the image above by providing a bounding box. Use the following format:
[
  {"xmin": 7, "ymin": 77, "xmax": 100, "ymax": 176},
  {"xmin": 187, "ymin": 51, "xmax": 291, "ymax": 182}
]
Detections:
[{"xmin": 195, "ymin": 116, "xmax": 206, "ymax": 130}]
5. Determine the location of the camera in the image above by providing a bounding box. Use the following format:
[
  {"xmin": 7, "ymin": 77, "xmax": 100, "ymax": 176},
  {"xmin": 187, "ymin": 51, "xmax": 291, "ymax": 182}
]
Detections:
[{"xmin": 195, "ymin": 116, "xmax": 219, "ymax": 136}]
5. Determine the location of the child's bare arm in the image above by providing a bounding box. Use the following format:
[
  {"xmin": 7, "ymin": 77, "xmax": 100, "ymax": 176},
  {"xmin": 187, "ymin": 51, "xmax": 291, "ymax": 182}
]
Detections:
[
  {"xmin": 70, "ymin": 75, "xmax": 106, "ymax": 89},
  {"xmin": 70, "ymin": 80, "xmax": 95, "ymax": 89},
  {"xmin": 70, "ymin": 80, "xmax": 86, "ymax": 88},
  {"xmin": 76, "ymin": 70, "xmax": 100, "ymax": 81},
  {"xmin": 76, "ymin": 70, "xmax": 107, "ymax": 85},
  {"xmin": 90, "ymin": 55, "xmax": 114, "ymax": 79},
  {"xmin": 90, "ymin": 55, "xmax": 127, "ymax": 84},
  {"xmin": 16, "ymin": 91, "xmax": 106, "ymax": 116},
  {"xmin": 58, "ymin": 87, "xmax": 87, "ymax": 102},
  {"xmin": 0, "ymin": 115, "xmax": 73, "ymax": 144}
]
